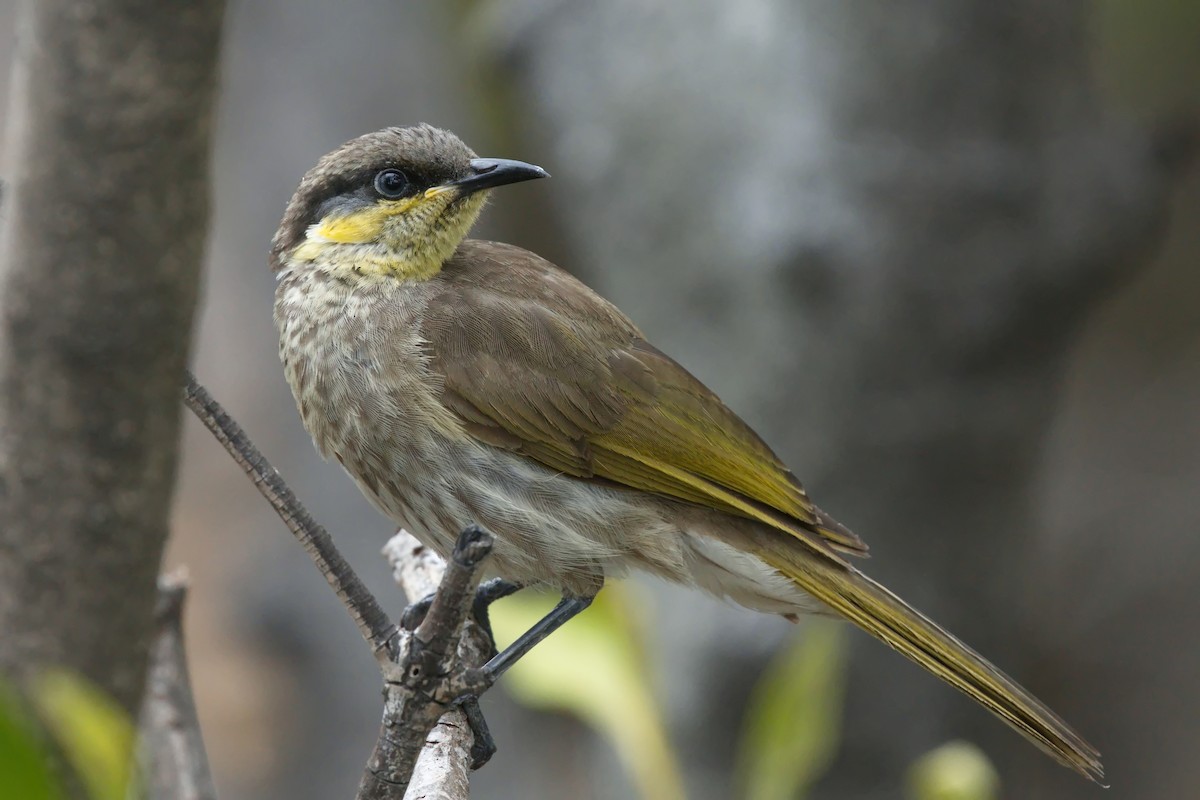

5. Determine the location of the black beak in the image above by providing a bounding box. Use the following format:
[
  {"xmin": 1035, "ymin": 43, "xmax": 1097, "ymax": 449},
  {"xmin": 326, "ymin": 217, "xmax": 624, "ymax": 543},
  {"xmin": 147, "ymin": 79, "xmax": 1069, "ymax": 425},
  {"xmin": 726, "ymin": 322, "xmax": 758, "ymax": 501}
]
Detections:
[{"xmin": 450, "ymin": 158, "xmax": 549, "ymax": 197}]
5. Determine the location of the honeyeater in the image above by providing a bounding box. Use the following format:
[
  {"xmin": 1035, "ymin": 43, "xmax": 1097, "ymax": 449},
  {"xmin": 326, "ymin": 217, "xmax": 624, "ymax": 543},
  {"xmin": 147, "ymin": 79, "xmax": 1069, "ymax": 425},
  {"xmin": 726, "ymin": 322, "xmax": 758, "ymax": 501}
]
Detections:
[{"xmin": 272, "ymin": 124, "xmax": 1101, "ymax": 782}]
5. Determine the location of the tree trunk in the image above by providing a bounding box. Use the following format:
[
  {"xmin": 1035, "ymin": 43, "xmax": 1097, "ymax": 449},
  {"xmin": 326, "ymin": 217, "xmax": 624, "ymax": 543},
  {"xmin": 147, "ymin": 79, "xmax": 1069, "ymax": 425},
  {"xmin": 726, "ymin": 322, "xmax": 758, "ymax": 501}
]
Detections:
[{"xmin": 0, "ymin": 0, "xmax": 225, "ymax": 715}]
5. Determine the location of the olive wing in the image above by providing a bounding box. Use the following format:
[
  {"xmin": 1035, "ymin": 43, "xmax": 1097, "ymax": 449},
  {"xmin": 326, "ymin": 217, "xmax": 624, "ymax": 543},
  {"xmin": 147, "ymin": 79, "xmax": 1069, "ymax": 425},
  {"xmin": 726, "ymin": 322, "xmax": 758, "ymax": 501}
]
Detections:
[{"xmin": 421, "ymin": 241, "xmax": 866, "ymax": 557}]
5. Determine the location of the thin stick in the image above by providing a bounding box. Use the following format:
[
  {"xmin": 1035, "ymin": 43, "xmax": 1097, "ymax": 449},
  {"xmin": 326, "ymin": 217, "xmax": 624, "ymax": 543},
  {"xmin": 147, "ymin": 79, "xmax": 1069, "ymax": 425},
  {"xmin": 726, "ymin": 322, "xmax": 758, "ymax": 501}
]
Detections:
[
  {"xmin": 383, "ymin": 531, "xmax": 483, "ymax": 800},
  {"xmin": 183, "ymin": 373, "xmax": 493, "ymax": 798},
  {"xmin": 182, "ymin": 371, "xmax": 397, "ymax": 657},
  {"xmin": 357, "ymin": 527, "xmax": 494, "ymax": 800},
  {"xmin": 139, "ymin": 571, "xmax": 219, "ymax": 800}
]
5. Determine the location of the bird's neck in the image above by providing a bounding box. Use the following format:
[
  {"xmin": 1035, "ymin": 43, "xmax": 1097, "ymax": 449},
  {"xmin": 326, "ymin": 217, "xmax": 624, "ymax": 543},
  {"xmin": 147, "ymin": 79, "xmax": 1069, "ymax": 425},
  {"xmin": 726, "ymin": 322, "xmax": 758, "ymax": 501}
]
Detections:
[
  {"xmin": 286, "ymin": 239, "xmax": 448, "ymax": 283},
  {"xmin": 287, "ymin": 195, "xmax": 486, "ymax": 283}
]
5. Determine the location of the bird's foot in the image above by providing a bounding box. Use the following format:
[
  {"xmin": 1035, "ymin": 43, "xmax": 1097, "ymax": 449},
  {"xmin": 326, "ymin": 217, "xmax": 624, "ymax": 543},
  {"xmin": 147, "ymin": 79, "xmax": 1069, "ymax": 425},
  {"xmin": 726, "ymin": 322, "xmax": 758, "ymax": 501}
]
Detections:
[
  {"xmin": 400, "ymin": 578, "xmax": 522, "ymax": 650},
  {"xmin": 470, "ymin": 577, "xmax": 522, "ymax": 653},
  {"xmin": 399, "ymin": 592, "xmax": 435, "ymax": 632},
  {"xmin": 442, "ymin": 586, "xmax": 595, "ymax": 769},
  {"xmin": 399, "ymin": 578, "xmax": 522, "ymax": 769},
  {"xmin": 455, "ymin": 694, "xmax": 497, "ymax": 769},
  {"xmin": 400, "ymin": 578, "xmax": 598, "ymax": 770}
]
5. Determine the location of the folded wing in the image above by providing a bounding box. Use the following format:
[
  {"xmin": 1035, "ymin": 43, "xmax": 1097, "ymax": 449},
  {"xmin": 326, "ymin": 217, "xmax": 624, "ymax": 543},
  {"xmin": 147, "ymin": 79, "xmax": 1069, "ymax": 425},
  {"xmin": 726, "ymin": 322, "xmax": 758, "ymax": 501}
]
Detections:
[{"xmin": 421, "ymin": 241, "xmax": 867, "ymax": 558}]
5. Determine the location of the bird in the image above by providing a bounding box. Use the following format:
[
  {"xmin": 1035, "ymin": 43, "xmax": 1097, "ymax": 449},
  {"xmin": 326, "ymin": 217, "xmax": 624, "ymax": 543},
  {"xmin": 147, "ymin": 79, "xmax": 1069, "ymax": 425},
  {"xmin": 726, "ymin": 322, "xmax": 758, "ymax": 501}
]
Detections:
[{"xmin": 271, "ymin": 124, "xmax": 1102, "ymax": 782}]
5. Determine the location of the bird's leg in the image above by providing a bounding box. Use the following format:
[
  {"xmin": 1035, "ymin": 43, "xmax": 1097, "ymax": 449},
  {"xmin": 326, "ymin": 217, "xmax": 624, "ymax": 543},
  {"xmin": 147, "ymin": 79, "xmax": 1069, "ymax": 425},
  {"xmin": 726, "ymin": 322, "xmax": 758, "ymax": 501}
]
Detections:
[
  {"xmin": 480, "ymin": 592, "xmax": 596, "ymax": 683},
  {"xmin": 462, "ymin": 585, "xmax": 595, "ymax": 766},
  {"xmin": 457, "ymin": 578, "xmax": 521, "ymax": 768},
  {"xmin": 405, "ymin": 580, "xmax": 593, "ymax": 768}
]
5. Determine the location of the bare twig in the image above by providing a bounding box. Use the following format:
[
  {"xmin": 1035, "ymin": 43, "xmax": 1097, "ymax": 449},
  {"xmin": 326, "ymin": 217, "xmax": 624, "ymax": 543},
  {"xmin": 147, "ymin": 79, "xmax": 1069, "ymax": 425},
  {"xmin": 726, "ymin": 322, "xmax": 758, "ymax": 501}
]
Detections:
[
  {"xmin": 358, "ymin": 527, "xmax": 493, "ymax": 800},
  {"xmin": 383, "ymin": 531, "xmax": 497, "ymax": 799},
  {"xmin": 139, "ymin": 570, "xmax": 218, "ymax": 800},
  {"xmin": 387, "ymin": 531, "xmax": 454, "ymax": 602},
  {"xmin": 182, "ymin": 371, "xmax": 397, "ymax": 657},
  {"xmin": 183, "ymin": 375, "xmax": 494, "ymax": 798},
  {"xmin": 403, "ymin": 715, "xmax": 476, "ymax": 800}
]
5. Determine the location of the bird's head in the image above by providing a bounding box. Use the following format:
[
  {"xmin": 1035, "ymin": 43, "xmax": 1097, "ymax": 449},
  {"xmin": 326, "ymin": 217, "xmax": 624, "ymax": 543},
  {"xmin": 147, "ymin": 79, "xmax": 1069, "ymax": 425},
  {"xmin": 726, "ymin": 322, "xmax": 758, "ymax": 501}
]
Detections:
[{"xmin": 271, "ymin": 124, "xmax": 548, "ymax": 280}]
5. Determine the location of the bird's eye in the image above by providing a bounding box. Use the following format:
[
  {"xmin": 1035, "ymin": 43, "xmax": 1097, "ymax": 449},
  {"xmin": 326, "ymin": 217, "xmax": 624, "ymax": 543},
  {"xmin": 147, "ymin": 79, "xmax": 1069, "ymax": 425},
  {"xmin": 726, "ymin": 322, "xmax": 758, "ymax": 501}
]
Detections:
[{"xmin": 373, "ymin": 169, "xmax": 410, "ymax": 199}]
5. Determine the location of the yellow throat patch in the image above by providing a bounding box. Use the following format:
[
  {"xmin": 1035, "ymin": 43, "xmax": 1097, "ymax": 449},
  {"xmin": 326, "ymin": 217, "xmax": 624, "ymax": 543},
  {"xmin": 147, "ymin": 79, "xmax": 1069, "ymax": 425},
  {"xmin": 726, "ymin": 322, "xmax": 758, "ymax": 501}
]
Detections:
[{"xmin": 289, "ymin": 191, "xmax": 485, "ymax": 282}]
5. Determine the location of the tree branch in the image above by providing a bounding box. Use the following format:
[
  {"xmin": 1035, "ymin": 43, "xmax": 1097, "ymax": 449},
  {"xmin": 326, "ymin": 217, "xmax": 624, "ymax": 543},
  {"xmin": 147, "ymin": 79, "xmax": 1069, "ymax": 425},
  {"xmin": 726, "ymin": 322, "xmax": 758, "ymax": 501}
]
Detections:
[
  {"xmin": 139, "ymin": 570, "xmax": 218, "ymax": 800},
  {"xmin": 383, "ymin": 532, "xmax": 502, "ymax": 799},
  {"xmin": 359, "ymin": 528, "xmax": 493, "ymax": 800},
  {"xmin": 183, "ymin": 375, "xmax": 493, "ymax": 798}
]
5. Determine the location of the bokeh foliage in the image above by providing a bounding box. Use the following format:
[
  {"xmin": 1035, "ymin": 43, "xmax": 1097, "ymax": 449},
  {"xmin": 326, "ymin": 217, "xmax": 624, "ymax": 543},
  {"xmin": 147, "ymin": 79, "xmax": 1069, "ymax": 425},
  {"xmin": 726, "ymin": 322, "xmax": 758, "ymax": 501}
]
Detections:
[
  {"xmin": 0, "ymin": 670, "xmax": 138, "ymax": 800},
  {"xmin": 494, "ymin": 595, "xmax": 1001, "ymax": 800},
  {"xmin": 735, "ymin": 622, "xmax": 847, "ymax": 800},
  {"xmin": 491, "ymin": 585, "xmax": 687, "ymax": 800},
  {"xmin": 1, "ymin": 616, "xmax": 1003, "ymax": 799}
]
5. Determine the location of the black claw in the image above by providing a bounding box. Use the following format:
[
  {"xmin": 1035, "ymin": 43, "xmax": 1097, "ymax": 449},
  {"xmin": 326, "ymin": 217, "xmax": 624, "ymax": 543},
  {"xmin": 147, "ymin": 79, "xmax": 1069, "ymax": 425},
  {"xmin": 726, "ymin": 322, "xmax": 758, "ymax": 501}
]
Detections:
[
  {"xmin": 400, "ymin": 591, "xmax": 435, "ymax": 631},
  {"xmin": 402, "ymin": 578, "xmax": 520, "ymax": 637},
  {"xmin": 471, "ymin": 578, "xmax": 522, "ymax": 650},
  {"xmin": 457, "ymin": 695, "xmax": 497, "ymax": 769}
]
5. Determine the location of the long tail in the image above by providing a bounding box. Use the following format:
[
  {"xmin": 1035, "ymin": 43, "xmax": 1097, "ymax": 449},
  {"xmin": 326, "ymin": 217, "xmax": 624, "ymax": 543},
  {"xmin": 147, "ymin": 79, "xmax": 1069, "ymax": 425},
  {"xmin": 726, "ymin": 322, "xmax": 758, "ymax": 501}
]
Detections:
[{"xmin": 756, "ymin": 541, "xmax": 1104, "ymax": 783}]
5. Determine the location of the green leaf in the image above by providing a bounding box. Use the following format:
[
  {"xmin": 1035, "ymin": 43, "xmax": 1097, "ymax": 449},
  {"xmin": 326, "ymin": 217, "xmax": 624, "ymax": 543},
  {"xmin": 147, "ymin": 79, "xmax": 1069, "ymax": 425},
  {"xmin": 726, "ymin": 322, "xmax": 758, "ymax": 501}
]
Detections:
[
  {"xmin": 735, "ymin": 620, "xmax": 847, "ymax": 800},
  {"xmin": 0, "ymin": 680, "xmax": 62, "ymax": 800},
  {"xmin": 906, "ymin": 741, "xmax": 1000, "ymax": 800},
  {"xmin": 490, "ymin": 585, "xmax": 686, "ymax": 800},
  {"xmin": 32, "ymin": 669, "xmax": 138, "ymax": 800}
]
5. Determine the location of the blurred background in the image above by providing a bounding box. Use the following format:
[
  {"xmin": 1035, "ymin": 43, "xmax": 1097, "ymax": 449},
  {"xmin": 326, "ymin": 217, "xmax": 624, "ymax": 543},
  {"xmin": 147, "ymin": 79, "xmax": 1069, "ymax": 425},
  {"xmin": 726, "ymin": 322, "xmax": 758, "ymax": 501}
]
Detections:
[{"xmin": 3, "ymin": 1, "xmax": 1196, "ymax": 798}]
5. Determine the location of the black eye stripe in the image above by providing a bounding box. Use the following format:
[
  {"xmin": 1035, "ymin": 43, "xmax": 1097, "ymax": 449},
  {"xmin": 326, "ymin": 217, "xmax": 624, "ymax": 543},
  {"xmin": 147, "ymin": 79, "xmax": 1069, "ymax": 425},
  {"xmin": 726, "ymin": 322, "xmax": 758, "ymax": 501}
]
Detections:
[{"xmin": 374, "ymin": 168, "xmax": 411, "ymax": 200}]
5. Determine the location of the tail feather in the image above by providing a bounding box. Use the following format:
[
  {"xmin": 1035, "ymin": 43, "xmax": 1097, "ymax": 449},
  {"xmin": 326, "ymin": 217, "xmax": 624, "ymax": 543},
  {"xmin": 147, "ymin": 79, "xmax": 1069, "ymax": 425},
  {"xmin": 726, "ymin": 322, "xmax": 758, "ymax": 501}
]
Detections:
[{"xmin": 757, "ymin": 544, "xmax": 1104, "ymax": 784}]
